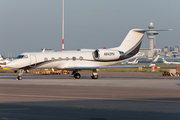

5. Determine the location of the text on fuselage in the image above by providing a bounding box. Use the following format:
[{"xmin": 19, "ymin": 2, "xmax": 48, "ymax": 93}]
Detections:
[{"xmin": 104, "ymin": 52, "xmax": 115, "ymax": 56}]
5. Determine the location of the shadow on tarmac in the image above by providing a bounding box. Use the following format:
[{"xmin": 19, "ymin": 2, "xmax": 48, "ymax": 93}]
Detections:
[{"xmin": 1, "ymin": 99, "xmax": 180, "ymax": 120}]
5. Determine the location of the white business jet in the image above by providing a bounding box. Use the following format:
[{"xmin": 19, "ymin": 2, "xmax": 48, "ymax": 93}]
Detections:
[{"xmin": 5, "ymin": 29, "xmax": 169, "ymax": 80}]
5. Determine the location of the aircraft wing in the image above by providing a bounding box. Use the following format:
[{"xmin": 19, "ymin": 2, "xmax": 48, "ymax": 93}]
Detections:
[
  {"xmin": 64, "ymin": 55, "xmax": 159, "ymax": 70},
  {"xmin": 64, "ymin": 65, "xmax": 148, "ymax": 70}
]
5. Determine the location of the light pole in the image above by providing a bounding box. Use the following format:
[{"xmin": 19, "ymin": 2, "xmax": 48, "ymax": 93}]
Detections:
[{"xmin": 62, "ymin": 0, "xmax": 64, "ymax": 51}]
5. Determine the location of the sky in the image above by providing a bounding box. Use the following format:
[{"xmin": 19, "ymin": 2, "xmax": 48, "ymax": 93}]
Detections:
[{"xmin": 0, "ymin": 0, "xmax": 179, "ymax": 57}]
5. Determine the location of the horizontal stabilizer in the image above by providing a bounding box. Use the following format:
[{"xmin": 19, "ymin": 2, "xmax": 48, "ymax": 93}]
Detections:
[{"xmin": 133, "ymin": 29, "xmax": 173, "ymax": 32}]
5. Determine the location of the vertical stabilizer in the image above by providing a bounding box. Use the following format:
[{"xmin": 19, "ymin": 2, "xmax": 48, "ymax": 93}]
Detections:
[
  {"xmin": 162, "ymin": 58, "xmax": 169, "ymax": 64},
  {"xmin": 112, "ymin": 29, "xmax": 171, "ymax": 59},
  {"xmin": 113, "ymin": 29, "xmax": 145, "ymax": 56}
]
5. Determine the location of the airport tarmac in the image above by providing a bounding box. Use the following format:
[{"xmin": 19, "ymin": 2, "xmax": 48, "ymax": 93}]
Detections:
[{"xmin": 0, "ymin": 72, "xmax": 180, "ymax": 120}]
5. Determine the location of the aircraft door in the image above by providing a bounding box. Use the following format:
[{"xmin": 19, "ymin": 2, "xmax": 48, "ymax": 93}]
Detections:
[{"xmin": 30, "ymin": 54, "xmax": 37, "ymax": 67}]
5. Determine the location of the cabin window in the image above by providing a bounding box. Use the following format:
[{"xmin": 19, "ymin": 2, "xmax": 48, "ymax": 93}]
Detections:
[
  {"xmin": 44, "ymin": 58, "xmax": 48, "ymax": 61},
  {"xmin": 51, "ymin": 57, "xmax": 55, "ymax": 61},
  {"xmin": 66, "ymin": 57, "xmax": 69, "ymax": 61},
  {"xmin": 79, "ymin": 56, "xmax": 83, "ymax": 60},
  {"xmin": 72, "ymin": 57, "xmax": 76, "ymax": 61},
  {"xmin": 58, "ymin": 57, "xmax": 62, "ymax": 61}
]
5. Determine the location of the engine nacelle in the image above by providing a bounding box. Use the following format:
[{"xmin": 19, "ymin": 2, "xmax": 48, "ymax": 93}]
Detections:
[{"xmin": 93, "ymin": 49, "xmax": 123, "ymax": 61}]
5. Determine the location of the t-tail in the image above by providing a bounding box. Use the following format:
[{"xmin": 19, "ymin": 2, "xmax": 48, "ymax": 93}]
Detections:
[
  {"xmin": 111, "ymin": 29, "xmax": 171, "ymax": 60},
  {"xmin": 112, "ymin": 29, "xmax": 145, "ymax": 59}
]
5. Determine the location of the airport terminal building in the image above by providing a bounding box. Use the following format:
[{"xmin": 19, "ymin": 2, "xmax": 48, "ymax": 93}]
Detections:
[{"xmin": 139, "ymin": 46, "xmax": 180, "ymax": 58}]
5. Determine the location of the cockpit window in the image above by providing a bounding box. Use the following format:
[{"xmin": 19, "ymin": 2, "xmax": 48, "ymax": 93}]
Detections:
[{"xmin": 16, "ymin": 55, "xmax": 28, "ymax": 59}]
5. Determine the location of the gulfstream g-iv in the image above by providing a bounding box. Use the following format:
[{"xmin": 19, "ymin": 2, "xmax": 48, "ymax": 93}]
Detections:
[{"xmin": 5, "ymin": 29, "xmax": 170, "ymax": 80}]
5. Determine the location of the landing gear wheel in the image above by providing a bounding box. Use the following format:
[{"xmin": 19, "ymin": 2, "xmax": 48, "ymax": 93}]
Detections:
[
  {"xmin": 16, "ymin": 76, "xmax": 22, "ymax": 80},
  {"xmin": 16, "ymin": 69, "xmax": 24, "ymax": 80},
  {"xmin": 91, "ymin": 75, "xmax": 98, "ymax": 79},
  {"xmin": 74, "ymin": 73, "xmax": 81, "ymax": 79},
  {"xmin": 91, "ymin": 69, "xmax": 98, "ymax": 79},
  {"xmin": 25, "ymin": 70, "xmax": 29, "ymax": 73}
]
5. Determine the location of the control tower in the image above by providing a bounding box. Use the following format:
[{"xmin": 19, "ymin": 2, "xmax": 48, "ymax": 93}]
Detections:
[{"xmin": 146, "ymin": 22, "xmax": 158, "ymax": 58}]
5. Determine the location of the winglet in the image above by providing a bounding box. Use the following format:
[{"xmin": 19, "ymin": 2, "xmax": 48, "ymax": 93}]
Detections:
[
  {"xmin": 42, "ymin": 48, "xmax": 45, "ymax": 53},
  {"xmin": 149, "ymin": 55, "xmax": 159, "ymax": 67}
]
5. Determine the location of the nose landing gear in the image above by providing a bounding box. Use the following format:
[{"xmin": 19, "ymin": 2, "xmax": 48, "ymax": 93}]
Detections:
[
  {"xmin": 16, "ymin": 69, "xmax": 24, "ymax": 80},
  {"xmin": 17, "ymin": 76, "xmax": 22, "ymax": 80}
]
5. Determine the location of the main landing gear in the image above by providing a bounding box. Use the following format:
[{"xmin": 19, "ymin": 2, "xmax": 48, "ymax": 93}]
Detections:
[
  {"xmin": 72, "ymin": 69, "xmax": 98, "ymax": 79},
  {"xmin": 16, "ymin": 69, "xmax": 24, "ymax": 80},
  {"xmin": 91, "ymin": 69, "xmax": 98, "ymax": 79},
  {"xmin": 72, "ymin": 71, "xmax": 81, "ymax": 79}
]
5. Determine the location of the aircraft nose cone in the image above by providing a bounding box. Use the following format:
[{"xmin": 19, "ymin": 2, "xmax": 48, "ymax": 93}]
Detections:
[{"xmin": 6, "ymin": 62, "xmax": 18, "ymax": 69}]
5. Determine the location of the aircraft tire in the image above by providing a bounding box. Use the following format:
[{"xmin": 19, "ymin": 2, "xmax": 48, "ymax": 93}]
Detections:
[
  {"xmin": 16, "ymin": 76, "xmax": 22, "ymax": 80},
  {"xmin": 91, "ymin": 75, "xmax": 98, "ymax": 79},
  {"xmin": 74, "ymin": 73, "xmax": 81, "ymax": 79}
]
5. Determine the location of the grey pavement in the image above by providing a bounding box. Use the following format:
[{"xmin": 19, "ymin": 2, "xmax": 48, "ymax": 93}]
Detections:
[{"xmin": 0, "ymin": 72, "xmax": 180, "ymax": 120}]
